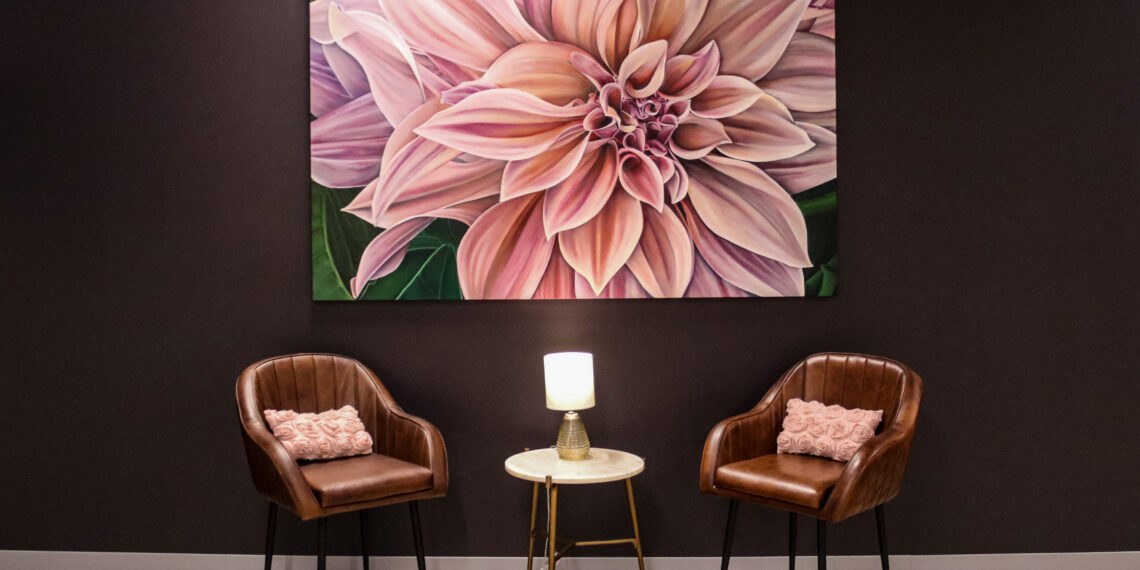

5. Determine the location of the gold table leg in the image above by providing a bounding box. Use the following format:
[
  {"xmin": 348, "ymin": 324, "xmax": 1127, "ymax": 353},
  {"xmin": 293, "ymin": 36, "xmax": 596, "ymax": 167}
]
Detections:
[
  {"xmin": 527, "ymin": 481, "xmax": 539, "ymax": 570},
  {"xmin": 549, "ymin": 478, "xmax": 559, "ymax": 569},
  {"xmin": 625, "ymin": 478, "xmax": 645, "ymax": 570},
  {"xmin": 525, "ymin": 474, "xmax": 643, "ymax": 569}
]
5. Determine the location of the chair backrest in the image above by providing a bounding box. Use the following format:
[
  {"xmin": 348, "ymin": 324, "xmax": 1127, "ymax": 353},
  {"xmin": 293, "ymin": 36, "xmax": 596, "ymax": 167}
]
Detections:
[
  {"xmin": 236, "ymin": 353, "xmax": 401, "ymax": 441},
  {"xmin": 762, "ymin": 353, "xmax": 922, "ymax": 432}
]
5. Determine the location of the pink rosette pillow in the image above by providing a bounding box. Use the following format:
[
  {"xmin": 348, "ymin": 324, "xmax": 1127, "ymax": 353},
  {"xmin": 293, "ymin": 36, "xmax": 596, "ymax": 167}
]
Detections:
[
  {"xmin": 263, "ymin": 405, "xmax": 373, "ymax": 461},
  {"xmin": 776, "ymin": 399, "xmax": 883, "ymax": 462}
]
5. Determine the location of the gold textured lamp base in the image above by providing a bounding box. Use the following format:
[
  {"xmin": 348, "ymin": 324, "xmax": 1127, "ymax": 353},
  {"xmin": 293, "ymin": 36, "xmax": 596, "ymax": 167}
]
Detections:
[{"xmin": 556, "ymin": 411, "xmax": 590, "ymax": 460}]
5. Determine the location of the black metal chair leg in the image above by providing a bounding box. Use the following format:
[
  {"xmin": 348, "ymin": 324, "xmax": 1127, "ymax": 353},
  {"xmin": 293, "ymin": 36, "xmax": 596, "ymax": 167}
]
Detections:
[
  {"xmin": 816, "ymin": 519, "xmax": 826, "ymax": 570},
  {"xmin": 410, "ymin": 501, "xmax": 426, "ymax": 570},
  {"xmin": 876, "ymin": 506, "xmax": 890, "ymax": 570},
  {"xmin": 360, "ymin": 510, "xmax": 370, "ymax": 570},
  {"xmin": 720, "ymin": 499, "xmax": 738, "ymax": 570},
  {"xmin": 788, "ymin": 511, "xmax": 797, "ymax": 570},
  {"xmin": 263, "ymin": 503, "xmax": 277, "ymax": 570},
  {"xmin": 317, "ymin": 517, "xmax": 327, "ymax": 570}
]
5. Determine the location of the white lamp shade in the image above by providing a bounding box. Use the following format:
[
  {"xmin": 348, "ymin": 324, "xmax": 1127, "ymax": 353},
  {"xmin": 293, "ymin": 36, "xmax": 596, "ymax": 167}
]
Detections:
[{"xmin": 544, "ymin": 352, "xmax": 595, "ymax": 411}]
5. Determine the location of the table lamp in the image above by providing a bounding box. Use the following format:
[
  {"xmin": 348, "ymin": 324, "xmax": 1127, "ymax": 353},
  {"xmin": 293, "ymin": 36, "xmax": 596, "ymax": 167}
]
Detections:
[{"xmin": 544, "ymin": 352, "xmax": 595, "ymax": 460}]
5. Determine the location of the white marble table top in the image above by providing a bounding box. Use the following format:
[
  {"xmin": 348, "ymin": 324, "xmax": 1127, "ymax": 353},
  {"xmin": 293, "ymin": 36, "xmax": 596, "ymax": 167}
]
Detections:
[{"xmin": 504, "ymin": 448, "xmax": 645, "ymax": 484}]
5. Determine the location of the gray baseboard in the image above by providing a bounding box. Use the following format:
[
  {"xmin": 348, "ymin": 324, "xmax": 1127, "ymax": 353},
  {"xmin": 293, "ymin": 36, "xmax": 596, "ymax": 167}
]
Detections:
[{"xmin": 1, "ymin": 551, "xmax": 1138, "ymax": 570}]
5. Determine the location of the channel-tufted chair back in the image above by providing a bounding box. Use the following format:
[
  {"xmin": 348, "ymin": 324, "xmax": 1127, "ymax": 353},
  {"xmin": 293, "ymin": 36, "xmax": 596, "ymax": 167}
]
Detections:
[
  {"xmin": 762, "ymin": 353, "xmax": 917, "ymax": 449},
  {"xmin": 700, "ymin": 353, "xmax": 923, "ymax": 570},
  {"xmin": 240, "ymin": 354, "xmax": 435, "ymax": 467},
  {"xmin": 236, "ymin": 353, "xmax": 447, "ymax": 521}
]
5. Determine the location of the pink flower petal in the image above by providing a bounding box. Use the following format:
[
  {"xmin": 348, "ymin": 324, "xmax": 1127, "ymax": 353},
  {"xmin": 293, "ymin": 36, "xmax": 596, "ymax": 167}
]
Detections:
[
  {"xmin": 617, "ymin": 149, "xmax": 665, "ymax": 211},
  {"xmin": 683, "ymin": 0, "xmax": 809, "ymax": 81},
  {"xmin": 310, "ymin": 0, "xmax": 380, "ymax": 45},
  {"xmin": 311, "ymin": 94, "xmax": 393, "ymax": 189},
  {"xmin": 368, "ymin": 97, "xmax": 464, "ymax": 222},
  {"xmin": 626, "ymin": 205, "xmax": 694, "ymax": 297},
  {"xmin": 430, "ymin": 196, "xmax": 499, "ymax": 226},
  {"xmin": 457, "ymin": 194, "xmax": 555, "ymax": 299},
  {"xmin": 523, "ymin": 0, "xmax": 556, "ymax": 40},
  {"xmin": 533, "ymin": 252, "xmax": 577, "ymax": 299},
  {"xmin": 651, "ymin": 155, "xmax": 676, "ymax": 182},
  {"xmin": 718, "ymin": 92, "xmax": 813, "ymax": 162},
  {"xmin": 423, "ymin": 53, "xmax": 483, "ymax": 86},
  {"xmin": 643, "ymin": 0, "xmax": 710, "ymax": 56},
  {"xmin": 684, "ymin": 254, "xmax": 749, "ymax": 297},
  {"xmin": 502, "ymin": 132, "xmax": 591, "ymax": 200},
  {"xmin": 415, "ymin": 88, "xmax": 589, "ymax": 161},
  {"xmin": 310, "ymin": 41, "xmax": 370, "ymax": 117},
  {"xmin": 481, "ymin": 42, "xmax": 597, "ymax": 106},
  {"xmin": 349, "ymin": 173, "xmax": 495, "ymax": 227},
  {"xmin": 666, "ymin": 99, "xmax": 692, "ymax": 120},
  {"xmin": 375, "ymin": 158, "xmax": 504, "ymax": 227},
  {"xmin": 690, "ymin": 75, "xmax": 764, "ymax": 119},
  {"xmin": 809, "ymin": 12, "xmax": 835, "ymax": 38},
  {"xmin": 583, "ymin": 107, "xmax": 619, "ymax": 137},
  {"xmin": 329, "ymin": 5, "xmax": 427, "ymax": 127},
  {"xmin": 599, "ymin": 83, "xmax": 626, "ymax": 119},
  {"xmin": 542, "ymin": 142, "xmax": 619, "ymax": 235},
  {"xmin": 350, "ymin": 217, "xmax": 435, "ymax": 298},
  {"xmin": 377, "ymin": 0, "xmax": 541, "ymax": 71},
  {"xmin": 617, "ymin": 40, "xmax": 668, "ymax": 98},
  {"xmin": 574, "ymin": 266, "xmax": 649, "ymax": 298},
  {"xmin": 757, "ymin": 32, "xmax": 835, "ymax": 112},
  {"xmin": 571, "ymin": 52, "xmax": 616, "ymax": 92},
  {"xmin": 799, "ymin": 4, "xmax": 835, "ymax": 39},
  {"xmin": 310, "ymin": 41, "xmax": 353, "ymax": 117},
  {"xmin": 665, "ymin": 158, "xmax": 689, "ymax": 203},
  {"xmin": 343, "ymin": 178, "xmax": 381, "ymax": 223},
  {"xmin": 440, "ymin": 80, "xmax": 498, "ymax": 105},
  {"xmin": 793, "ymin": 108, "xmax": 836, "ymax": 131},
  {"xmin": 687, "ymin": 155, "xmax": 811, "ymax": 267},
  {"xmin": 669, "ymin": 116, "xmax": 730, "ymax": 160},
  {"xmin": 559, "ymin": 190, "xmax": 644, "ymax": 294},
  {"xmin": 660, "ymin": 42, "xmax": 720, "ymax": 100},
  {"xmin": 551, "ymin": 0, "xmax": 613, "ymax": 60},
  {"xmin": 799, "ymin": 8, "xmax": 828, "ymax": 28},
  {"xmin": 681, "ymin": 201, "xmax": 805, "ymax": 296},
  {"xmin": 477, "ymin": 0, "xmax": 547, "ymax": 44},
  {"xmin": 596, "ymin": 0, "xmax": 650, "ymax": 70},
  {"xmin": 759, "ymin": 122, "xmax": 836, "ymax": 193},
  {"xmin": 322, "ymin": 43, "xmax": 370, "ymax": 101},
  {"xmin": 415, "ymin": 59, "xmax": 459, "ymax": 100}
]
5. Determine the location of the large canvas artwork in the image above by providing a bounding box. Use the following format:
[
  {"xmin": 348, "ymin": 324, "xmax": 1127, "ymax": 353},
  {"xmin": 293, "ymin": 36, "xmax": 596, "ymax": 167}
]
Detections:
[{"xmin": 311, "ymin": 0, "xmax": 836, "ymax": 300}]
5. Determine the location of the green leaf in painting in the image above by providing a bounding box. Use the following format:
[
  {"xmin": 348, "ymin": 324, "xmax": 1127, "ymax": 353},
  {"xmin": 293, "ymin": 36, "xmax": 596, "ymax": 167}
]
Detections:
[
  {"xmin": 818, "ymin": 260, "xmax": 837, "ymax": 296},
  {"xmin": 311, "ymin": 182, "xmax": 381, "ymax": 300},
  {"xmin": 407, "ymin": 218, "xmax": 467, "ymax": 252},
  {"xmin": 357, "ymin": 219, "xmax": 466, "ymax": 300},
  {"xmin": 312, "ymin": 188, "xmax": 351, "ymax": 300},
  {"xmin": 795, "ymin": 180, "xmax": 837, "ymax": 297},
  {"xmin": 795, "ymin": 188, "xmax": 837, "ymax": 217},
  {"xmin": 804, "ymin": 255, "xmax": 837, "ymax": 297}
]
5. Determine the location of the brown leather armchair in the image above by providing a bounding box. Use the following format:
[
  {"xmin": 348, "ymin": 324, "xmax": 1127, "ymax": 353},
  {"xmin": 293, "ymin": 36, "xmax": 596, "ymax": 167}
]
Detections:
[
  {"xmin": 236, "ymin": 353, "xmax": 448, "ymax": 570},
  {"xmin": 700, "ymin": 353, "xmax": 922, "ymax": 570}
]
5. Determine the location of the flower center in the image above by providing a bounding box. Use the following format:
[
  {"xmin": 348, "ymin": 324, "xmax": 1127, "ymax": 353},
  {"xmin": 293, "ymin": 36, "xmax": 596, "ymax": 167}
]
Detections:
[{"xmin": 583, "ymin": 83, "xmax": 690, "ymax": 159}]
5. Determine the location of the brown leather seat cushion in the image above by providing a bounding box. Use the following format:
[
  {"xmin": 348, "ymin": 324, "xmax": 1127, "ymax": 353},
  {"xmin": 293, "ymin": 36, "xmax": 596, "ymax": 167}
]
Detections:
[
  {"xmin": 716, "ymin": 454, "xmax": 846, "ymax": 508},
  {"xmin": 300, "ymin": 453, "xmax": 433, "ymax": 508}
]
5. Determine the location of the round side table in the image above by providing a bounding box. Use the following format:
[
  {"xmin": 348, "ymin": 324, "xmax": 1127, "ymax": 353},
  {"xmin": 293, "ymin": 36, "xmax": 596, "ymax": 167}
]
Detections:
[{"xmin": 505, "ymin": 448, "xmax": 646, "ymax": 569}]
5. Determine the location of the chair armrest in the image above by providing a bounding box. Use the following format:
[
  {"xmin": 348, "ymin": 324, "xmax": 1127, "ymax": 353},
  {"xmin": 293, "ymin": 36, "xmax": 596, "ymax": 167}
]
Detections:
[
  {"xmin": 376, "ymin": 408, "xmax": 449, "ymax": 493},
  {"xmin": 237, "ymin": 414, "xmax": 323, "ymax": 518},
  {"xmin": 822, "ymin": 425, "xmax": 915, "ymax": 521},
  {"xmin": 700, "ymin": 401, "xmax": 782, "ymax": 493}
]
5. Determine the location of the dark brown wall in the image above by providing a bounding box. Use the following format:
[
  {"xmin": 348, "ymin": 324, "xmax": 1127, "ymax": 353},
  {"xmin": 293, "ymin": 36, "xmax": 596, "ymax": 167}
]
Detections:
[{"xmin": 2, "ymin": 0, "xmax": 1137, "ymax": 558}]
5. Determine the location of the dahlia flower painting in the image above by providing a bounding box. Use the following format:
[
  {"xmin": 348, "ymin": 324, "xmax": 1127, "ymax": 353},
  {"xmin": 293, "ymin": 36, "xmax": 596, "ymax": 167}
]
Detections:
[{"xmin": 311, "ymin": 0, "xmax": 837, "ymax": 300}]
